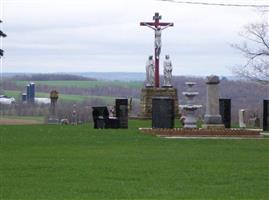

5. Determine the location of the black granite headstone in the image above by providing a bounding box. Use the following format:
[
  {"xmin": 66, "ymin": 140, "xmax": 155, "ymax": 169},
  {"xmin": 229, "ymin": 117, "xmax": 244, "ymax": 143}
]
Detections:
[
  {"xmin": 92, "ymin": 107, "xmax": 108, "ymax": 129},
  {"xmin": 219, "ymin": 98, "xmax": 231, "ymax": 128},
  {"xmin": 116, "ymin": 98, "xmax": 128, "ymax": 128},
  {"xmin": 263, "ymin": 100, "xmax": 269, "ymax": 131},
  {"xmin": 152, "ymin": 97, "xmax": 174, "ymax": 129},
  {"xmin": 92, "ymin": 106, "xmax": 120, "ymax": 129}
]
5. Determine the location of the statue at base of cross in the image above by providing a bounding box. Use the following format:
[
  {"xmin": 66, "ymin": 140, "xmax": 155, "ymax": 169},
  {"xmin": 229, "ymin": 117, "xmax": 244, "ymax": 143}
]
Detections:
[
  {"xmin": 163, "ymin": 55, "xmax": 173, "ymax": 88},
  {"xmin": 145, "ymin": 55, "xmax": 155, "ymax": 87}
]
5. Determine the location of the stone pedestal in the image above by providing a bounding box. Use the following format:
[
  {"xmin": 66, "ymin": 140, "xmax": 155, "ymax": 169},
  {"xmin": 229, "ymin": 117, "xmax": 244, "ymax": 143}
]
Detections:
[
  {"xmin": 203, "ymin": 75, "xmax": 224, "ymax": 129},
  {"xmin": 180, "ymin": 82, "xmax": 202, "ymax": 129},
  {"xmin": 139, "ymin": 87, "xmax": 179, "ymax": 119}
]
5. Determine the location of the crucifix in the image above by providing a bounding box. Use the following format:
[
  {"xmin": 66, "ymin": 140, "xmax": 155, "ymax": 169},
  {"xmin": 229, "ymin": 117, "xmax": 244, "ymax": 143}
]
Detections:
[{"xmin": 140, "ymin": 12, "xmax": 173, "ymax": 88}]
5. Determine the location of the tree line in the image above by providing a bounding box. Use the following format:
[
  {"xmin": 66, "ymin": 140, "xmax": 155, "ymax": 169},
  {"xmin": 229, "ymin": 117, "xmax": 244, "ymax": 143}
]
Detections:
[{"xmin": 10, "ymin": 74, "xmax": 96, "ymax": 81}]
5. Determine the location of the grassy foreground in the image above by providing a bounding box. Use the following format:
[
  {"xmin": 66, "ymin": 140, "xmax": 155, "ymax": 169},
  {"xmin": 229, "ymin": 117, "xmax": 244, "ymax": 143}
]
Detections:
[{"xmin": 0, "ymin": 120, "xmax": 268, "ymax": 200}]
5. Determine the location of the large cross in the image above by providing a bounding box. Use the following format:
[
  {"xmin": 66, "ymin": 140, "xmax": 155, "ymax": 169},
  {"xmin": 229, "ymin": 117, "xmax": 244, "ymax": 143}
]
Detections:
[{"xmin": 140, "ymin": 12, "xmax": 173, "ymax": 88}]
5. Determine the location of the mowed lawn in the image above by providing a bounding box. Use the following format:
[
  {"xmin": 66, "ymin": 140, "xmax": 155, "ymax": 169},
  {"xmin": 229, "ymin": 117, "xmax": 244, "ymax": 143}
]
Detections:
[{"xmin": 0, "ymin": 120, "xmax": 268, "ymax": 200}]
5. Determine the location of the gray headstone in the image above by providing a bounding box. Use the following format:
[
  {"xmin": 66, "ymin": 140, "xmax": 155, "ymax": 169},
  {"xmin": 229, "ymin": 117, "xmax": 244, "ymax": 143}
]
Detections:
[{"xmin": 204, "ymin": 75, "xmax": 223, "ymax": 125}]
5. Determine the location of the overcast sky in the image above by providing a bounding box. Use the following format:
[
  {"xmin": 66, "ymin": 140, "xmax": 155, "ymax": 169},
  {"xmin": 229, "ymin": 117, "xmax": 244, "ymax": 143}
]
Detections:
[{"xmin": 1, "ymin": 0, "xmax": 268, "ymax": 76}]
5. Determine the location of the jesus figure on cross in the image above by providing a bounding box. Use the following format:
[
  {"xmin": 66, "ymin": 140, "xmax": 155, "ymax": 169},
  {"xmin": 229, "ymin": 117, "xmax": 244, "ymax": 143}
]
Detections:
[{"xmin": 142, "ymin": 24, "xmax": 173, "ymax": 59}]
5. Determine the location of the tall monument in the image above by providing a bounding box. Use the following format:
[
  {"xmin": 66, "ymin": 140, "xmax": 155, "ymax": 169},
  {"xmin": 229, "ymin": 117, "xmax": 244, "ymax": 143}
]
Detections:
[
  {"xmin": 203, "ymin": 75, "xmax": 224, "ymax": 129},
  {"xmin": 139, "ymin": 13, "xmax": 179, "ymax": 118},
  {"xmin": 48, "ymin": 90, "xmax": 59, "ymax": 124},
  {"xmin": 140, "ymin": 12, "xmax": 173, "ymax": 88}
]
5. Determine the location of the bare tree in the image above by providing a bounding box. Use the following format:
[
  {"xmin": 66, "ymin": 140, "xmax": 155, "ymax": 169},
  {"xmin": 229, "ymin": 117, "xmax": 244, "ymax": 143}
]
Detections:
[{"xmin": 232, "ymin": 16, "xmax": 269, "ymax": 85}]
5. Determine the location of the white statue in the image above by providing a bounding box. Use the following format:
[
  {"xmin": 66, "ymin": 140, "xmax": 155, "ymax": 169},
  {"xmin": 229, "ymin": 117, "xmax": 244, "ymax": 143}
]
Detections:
[
  {"xmin": 143, "ymin": 24, "xmax": 173, "ymax": 59},
  {"xmin": 163, "ymin": 55, "xmax": 173, "ymax": 87},
  {"xmin": 146, "ymin": 55, "xmax": 154, "ymax": 87}
]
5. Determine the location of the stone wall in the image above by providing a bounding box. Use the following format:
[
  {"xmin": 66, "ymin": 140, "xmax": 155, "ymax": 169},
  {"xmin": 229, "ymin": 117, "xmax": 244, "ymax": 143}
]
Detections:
[{"xmin": 139, "ymin": 88, "xmax": 179, "ymax": 118}]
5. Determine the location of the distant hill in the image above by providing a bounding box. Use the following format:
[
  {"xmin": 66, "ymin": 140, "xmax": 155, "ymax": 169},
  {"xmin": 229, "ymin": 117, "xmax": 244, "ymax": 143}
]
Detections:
[
  {"xmin": 9, "ymin": 74, "xmax": 96, "ymax": 81},
  {"xmin": 73, "ymin": 72, "xmax": 146, "ymax": 81},
  {"xmin": 2, "ymin": 72, "xmax": 240, "ymax": 82},
  {"xmin": 2, "ymin": 72, "xmax": 145, "ymax": 81}
]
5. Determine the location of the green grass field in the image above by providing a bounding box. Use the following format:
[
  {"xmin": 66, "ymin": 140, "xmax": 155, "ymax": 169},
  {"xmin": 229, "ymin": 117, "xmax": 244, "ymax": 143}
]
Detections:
[
  {"xmin": 15, "ymin": 80, "xmax": 143, "ymax": 89},
  {"xmin": 0, "ymin": 120, "xmax": 268, "ymax": 200},
  {"xmin": 4, "ymin": 90, "xmax": 123, "ymax": 104}
]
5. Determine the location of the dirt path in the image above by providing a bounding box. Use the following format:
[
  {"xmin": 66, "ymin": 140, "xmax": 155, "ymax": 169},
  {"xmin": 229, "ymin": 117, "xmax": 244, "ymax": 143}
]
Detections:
[{"xmin": 0, "ymin": 118, "xmax": 43, "ymax": 125}]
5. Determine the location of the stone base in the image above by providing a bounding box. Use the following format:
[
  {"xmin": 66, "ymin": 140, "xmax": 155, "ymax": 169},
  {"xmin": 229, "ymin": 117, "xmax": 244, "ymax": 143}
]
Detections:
[
  {"xmin": 204, "ymin": 114, "xmax": 222, "ymax": 124},
  {"xmin": 202, "ymin": 124, "xmax": 225, "ymax": 129},
  {"xmin": 139, "ymin": 87, "xmax": 179, "ymax": 119},
  {"xmin": 183, "ymin": 113, "xmax": 198, "ymax": 129},
  {"xmin": 48, "ymin": 118, "xmax": 59, "ymax": 125},
  {"xmin": 162, "ymin": 85, "xmax": 173, "ymax": 88},
  {"xmin": 184, "ymin": 124, "xmax": 197, "ymax": 129}
]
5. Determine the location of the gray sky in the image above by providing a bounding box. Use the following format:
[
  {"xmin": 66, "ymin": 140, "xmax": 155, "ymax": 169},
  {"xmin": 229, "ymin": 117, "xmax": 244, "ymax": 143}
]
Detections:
[{"xmin": 1, "ymin": 0, "xmax": 268, "ymax": 76}]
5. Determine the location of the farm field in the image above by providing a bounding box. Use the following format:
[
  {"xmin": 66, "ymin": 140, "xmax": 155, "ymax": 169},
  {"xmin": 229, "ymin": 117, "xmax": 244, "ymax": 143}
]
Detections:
[
  {"xmin": 0, "ymin": 115, "xmax": 44, "ymax": 125},
  {"xmin": 15, "ymin": 80, "xmax": 143, "ymax": 89},
  {"xmin": 0, "ymin": 120, "xmax": 268, "ymax": 200},
  {"xmin": 4, "ymin": 90, "xmax": 126, "ymax": 104}
]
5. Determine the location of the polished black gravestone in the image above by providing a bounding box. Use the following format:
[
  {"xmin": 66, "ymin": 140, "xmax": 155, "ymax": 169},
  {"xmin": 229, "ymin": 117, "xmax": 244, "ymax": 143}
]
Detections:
[
  {"xmin": 92, "ymin": 106, "xmax": 119, "ymax": 129},
  {"xmin": 116, "ymin": 98, "xmax": 128, "ymax": 128},
  {"xmin": 219, "ymin": 98, "xmax": 231, "ymax": 128},
  {"xmin": 152, "ymin": 97, "xmax": 174, "ymax": 129},
  {"xmin": 263, "ymin": 100, "xmax": 269, "ymax": 131}
]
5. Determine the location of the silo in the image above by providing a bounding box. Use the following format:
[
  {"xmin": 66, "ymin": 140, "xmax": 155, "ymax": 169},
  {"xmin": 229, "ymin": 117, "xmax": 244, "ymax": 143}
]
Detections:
[
  {"xmin": 29, "ymin": 83, "xmax": 35, "ymax": 103},
  {"xmin": 26, "ymin": 84, "xmax": 30, "ymax": 102}
]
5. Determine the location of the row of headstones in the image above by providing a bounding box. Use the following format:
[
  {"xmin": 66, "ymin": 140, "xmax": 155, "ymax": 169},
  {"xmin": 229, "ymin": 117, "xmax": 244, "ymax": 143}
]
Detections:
[
  {"xmin": 49, "ymin": 96, "xmax": 129, "ymax": 128},
  {"xmin": 48, "ymin": 90, "xmax": 268, "ymax": 131},
  {"xmin": 92, "ymin": 98, "xmax": 129, "ymax": 129},
  {"xmin": 238, "ymin": 109, "xmax": 260, "ymax": 128},
  {"xmin": 152, "ymin": 98, "xmax": 269, "ymax": 131}
]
